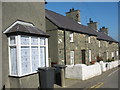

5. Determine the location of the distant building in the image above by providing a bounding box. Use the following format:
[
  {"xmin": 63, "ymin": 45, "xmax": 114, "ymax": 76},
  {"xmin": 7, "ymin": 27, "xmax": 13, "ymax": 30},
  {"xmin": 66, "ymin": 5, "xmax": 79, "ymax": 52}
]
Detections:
[{"xmin": 46, "ymin": 8, "xmax": 119, "ymax": 65}]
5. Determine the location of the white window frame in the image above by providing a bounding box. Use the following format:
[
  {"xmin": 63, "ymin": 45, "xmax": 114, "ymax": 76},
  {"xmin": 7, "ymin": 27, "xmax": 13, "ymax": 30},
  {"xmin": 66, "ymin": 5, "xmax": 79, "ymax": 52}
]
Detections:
[
  {"xmin": 99, "ymin": 41, "xmax": 101, "ymax": 47},
  {"xmin": 70, "ymin": 32, "xmax": 74, "ymax": 42},
  {"xmin": 111, "ymin": 52, "xmax": 114, "ymax": 58},
  {"xmin": 70, "ymin": 51, "xmax": 74, "ymax": 65},
  {"xmin": 88, "ymin": 36, "xmax": 91, "ymax": 43},
  {"xmin": 8, "ymin": 35, "xmax": 48, "ymax": 76},
  {"xmin": 99, "ymin": 53, "xmax": 101, "ymax": 57},
  {"xmin": 89, "ymin": 50, "xmax": 92, "ymax": 62},
  {"xmin": 116, "ymin": 50, "xmax": 119, "ymax": 56}
]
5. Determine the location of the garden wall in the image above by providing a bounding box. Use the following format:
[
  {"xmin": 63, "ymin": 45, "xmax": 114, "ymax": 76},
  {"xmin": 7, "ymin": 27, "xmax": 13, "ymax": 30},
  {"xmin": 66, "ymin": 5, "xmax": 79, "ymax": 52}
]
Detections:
[
  {"xmin": 65, "ymin": 62, "xmax": 102, "ymax": 80},
  {"xmin": 65, "ymin": 60, "xmax": 120, "ymax": 80}
]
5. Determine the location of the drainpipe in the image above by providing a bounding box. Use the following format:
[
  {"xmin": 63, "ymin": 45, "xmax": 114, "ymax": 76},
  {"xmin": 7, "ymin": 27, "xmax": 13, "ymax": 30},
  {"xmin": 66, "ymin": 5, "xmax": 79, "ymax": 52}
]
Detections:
[{"xmin": 64, "ymin": 29, "xmax": 66, "ymax": 65}]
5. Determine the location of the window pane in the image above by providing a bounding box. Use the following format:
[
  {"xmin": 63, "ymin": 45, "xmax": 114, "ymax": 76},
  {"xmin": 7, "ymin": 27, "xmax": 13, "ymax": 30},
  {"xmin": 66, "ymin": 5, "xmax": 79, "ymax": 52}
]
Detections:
[
  {"xmin": 31, "ymin": 37, "xmax": 38, "ymax": 45},
  {"xmin": 21, "ymin": 46, "xmax": 30, "ymax": 75},
  {"xmin": 40, "ymin": 47, "xmax": 46, "ymax": 67},
  {"xmin": 10, "ymin": 36, "xmax": 16, "ymax": 44},
  {"xmin": 10, "ymin": 47, "xmax": 17, "ymax": 75},
  {"xmin": 70, "ymin": 51, "xmax": 74, "ymax": 65},
  {"xmin": 40, "ymin": 38, "xmax": 46, "ymax": 45},
  {"xmin": 70, "ymin": 32, "xmax": 73, "ymax": 42},
  {"xmin": 89, "ymin": 50, "xmax": 91, "ymax": 62},
  {"xmin": 21, "ymin": 36, "xmax": 29, "ymax": 45},
  {"xmin": 31, "ymin": 47, "xmax": 39, "ymax": 72}
]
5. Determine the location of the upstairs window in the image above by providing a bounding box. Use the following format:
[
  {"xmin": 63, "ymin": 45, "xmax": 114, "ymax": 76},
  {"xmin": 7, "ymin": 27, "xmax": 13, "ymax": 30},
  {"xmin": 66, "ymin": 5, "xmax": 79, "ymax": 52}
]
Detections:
[
  {"xmin": 9, "ymin": 35, "xmax": 48, "ymax": 76},
  {"xmin": 116, "ymin": 51, "xmax": 119, "ymax": 56},
  {"xmin": 99, "ymin": 41, "xmax": 101, "ymax": 47},
  {"xmin": 88, "ymin": 37, "xmax": 91, "ymax": 43},
  {"xmin": 111, "ymin": 52, "xmax": 114, "ymax": 58},
  {"xmin": 70, "ymin": 32, "xmax": 74, "ymax": 42}
]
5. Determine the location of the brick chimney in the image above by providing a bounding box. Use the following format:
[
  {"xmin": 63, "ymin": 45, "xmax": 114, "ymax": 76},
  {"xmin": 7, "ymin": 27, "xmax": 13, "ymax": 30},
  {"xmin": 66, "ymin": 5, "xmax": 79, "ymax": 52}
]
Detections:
[
  {"xmin": 66, "ymin": 8, "xmax": 80, "ymax": 23},
  {"xmin": 100, "ymin": 26, "xmax": 108, "ymax": 35},
  {"xmin": 87, "ymin": 18, "xmax": 98, "ymax": 31}
]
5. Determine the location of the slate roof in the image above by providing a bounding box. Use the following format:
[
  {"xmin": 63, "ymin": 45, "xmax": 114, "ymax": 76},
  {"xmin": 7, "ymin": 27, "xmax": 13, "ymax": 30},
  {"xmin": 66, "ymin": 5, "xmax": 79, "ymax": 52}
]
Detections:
[
  {"xmin": 46, "ymin": 9, "xmax": 97, "ymax": 36},
  {"xmin": 46, "ymin": 9, "xmax": 118, "ymax": 43},
  {"xmin": 4, "ymin": 23, "xmax": 49, "ymax": 37},
  {"xmin": 97, "ymin": 31, "xmax": 118, "ymax": 42}
]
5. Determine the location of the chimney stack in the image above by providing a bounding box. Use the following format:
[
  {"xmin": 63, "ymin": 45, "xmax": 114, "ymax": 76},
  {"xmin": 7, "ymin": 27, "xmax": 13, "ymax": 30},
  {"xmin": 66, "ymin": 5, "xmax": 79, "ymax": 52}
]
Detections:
[
  {"xmin": 66, "ymin": 8, "xmax": 80, "ymax": 23},
  {"xmin": 87, "ymin": 18, "xmax": 98, "ymax": 31},
  {"xmin": 100, "ymin": 26, "xmax": 108, "ymax": 35}
]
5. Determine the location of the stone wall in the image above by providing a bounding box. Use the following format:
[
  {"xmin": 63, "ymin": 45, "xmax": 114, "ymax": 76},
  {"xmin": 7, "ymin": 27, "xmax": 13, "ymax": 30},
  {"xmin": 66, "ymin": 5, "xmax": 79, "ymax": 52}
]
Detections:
[
  {"xmin": 57, "ymin": 29, "xmax": 119, "ymax": 65},
  {"xmin": 57, "ymin": 30, "xmax": 99, "ymax": 65}
]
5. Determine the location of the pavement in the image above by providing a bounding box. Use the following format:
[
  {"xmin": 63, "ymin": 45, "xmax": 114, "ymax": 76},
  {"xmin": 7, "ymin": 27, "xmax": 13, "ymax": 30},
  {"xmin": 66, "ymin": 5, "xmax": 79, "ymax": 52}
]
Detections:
[{"xmin": 54, "ymin": 66, "xmax": 119, "ymax": 89}]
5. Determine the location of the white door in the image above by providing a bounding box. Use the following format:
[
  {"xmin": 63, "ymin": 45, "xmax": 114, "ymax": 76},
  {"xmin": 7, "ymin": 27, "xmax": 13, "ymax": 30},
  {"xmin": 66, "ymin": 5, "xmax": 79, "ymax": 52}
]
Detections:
[{"xmin": 70, "ymin": 51, "xmax": 74, "ymax": 65}]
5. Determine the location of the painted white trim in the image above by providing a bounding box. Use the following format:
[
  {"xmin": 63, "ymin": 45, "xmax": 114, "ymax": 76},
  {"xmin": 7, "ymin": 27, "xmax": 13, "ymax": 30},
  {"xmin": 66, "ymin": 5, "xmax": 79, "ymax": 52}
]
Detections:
[
  {"xmin": 8, "ymin": 37, "xmax": 11, "ymax": 75},
  {"xmin": 8, "ymin": 35, "xmax": 48, "ymax": 76},
  {"xmin": 38, "ymin": 37, "xmax": 40, "ymax": 68},
  {"xmin": 88, "ymin": 37, "xmax": 91, "ymax": 43},
  {"xmin": 46, "ymin": 38, "xmax": 49, "ymax": 67},
  {"xmin": 18, "ymin": 35, "xmax": 21, "ymax": 76},
  {"xmin": 70, "ymin": 32, "xmax": 74, "ymax": 42},
  {"xmin": 3, "ymin": 20, "xmax": 34, "ymax": 34},
  {"xmin": 89, "ymin": 50, "xmax": 92, "ymax": 62},
  {"xmin": 111, "ymin": 52, "xmax": 114, "ymax": 58},
  {"xmin": 70, "ymin": 51, "xmax": 75, "ymax": 65},
  {"xmin": 98, "ymin": 41, "xmax": 100, "ymax": 47},
  {"xmin": 116, "ymin": 51, "xmax": 119, "ymax": 56},
  {"xmin": 29, "ymin": 37, "xmax": 32, "ymax": 73}
]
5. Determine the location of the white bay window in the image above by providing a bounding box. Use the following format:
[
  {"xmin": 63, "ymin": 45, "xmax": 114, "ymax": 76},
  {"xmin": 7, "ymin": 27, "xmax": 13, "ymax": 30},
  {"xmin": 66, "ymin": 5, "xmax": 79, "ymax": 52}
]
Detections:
[{"xmin": 9, "ymin": 35, "xmax": 48, "ymax": 76}]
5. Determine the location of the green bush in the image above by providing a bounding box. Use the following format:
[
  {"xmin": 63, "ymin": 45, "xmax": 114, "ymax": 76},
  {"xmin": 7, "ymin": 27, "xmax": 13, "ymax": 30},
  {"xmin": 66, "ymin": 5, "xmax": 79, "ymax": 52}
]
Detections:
[{"xmin": 107, "ymin": 57, "xmax": 114, "ymax": 62}]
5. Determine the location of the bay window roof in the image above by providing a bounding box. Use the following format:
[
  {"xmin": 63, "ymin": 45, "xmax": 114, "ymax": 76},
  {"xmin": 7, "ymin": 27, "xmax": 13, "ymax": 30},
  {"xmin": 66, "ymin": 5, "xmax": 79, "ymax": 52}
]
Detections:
[{"xmin": 4, "ymin": 22, "xmax": 49, "ymax": 37}]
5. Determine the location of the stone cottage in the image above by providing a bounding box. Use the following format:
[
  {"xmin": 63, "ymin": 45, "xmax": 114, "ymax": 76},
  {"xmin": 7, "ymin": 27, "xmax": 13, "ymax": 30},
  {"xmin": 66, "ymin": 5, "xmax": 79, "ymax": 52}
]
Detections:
[
  {"xmin": 87, "ymin": 20, "xmax": 119, "ymax": 61},
  {"xmin": 46, "ymin": 8, "xmax": 119, "ymax": 65},
  {"xmin": 1, "ymin": 2, "xmax": 49, "ymax": 88}
]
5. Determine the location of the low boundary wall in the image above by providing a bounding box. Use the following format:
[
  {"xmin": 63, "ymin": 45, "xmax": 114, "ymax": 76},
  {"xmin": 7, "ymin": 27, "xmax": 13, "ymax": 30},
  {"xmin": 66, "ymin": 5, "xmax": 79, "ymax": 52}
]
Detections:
[{"xmin": 65, "ymin": 60, "xmax": 120, "ymax": 80}]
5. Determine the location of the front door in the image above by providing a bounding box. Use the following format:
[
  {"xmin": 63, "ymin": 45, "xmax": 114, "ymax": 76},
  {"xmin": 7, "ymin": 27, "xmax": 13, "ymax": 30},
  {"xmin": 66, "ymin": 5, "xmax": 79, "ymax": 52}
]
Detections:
[{"xmin": 81, "ymin": 50, "xmax": 86, "ymax": 64}]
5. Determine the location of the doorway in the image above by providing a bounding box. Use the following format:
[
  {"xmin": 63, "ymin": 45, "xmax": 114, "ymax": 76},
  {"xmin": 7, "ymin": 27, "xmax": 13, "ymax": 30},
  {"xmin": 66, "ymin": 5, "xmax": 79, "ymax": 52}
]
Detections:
[{"xmin": 81, "ymin": 50, "xmax": 86, "ymax": 64}]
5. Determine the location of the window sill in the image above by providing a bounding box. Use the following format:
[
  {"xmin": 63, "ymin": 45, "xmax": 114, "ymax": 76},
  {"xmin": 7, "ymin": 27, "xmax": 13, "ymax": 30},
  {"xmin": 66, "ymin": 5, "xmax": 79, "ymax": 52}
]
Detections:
[
  {"xmin": 70, "ymin": 42, "xmax": 74, "ymax": 43},
  {"xmin": 9, "ymin": 72, "xmax": 38, "ymax": 78}
]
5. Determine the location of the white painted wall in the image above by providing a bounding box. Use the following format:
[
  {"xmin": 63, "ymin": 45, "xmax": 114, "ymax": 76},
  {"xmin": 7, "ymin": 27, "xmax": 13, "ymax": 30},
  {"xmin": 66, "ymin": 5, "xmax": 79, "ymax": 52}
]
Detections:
[
  {"xmin": 99, "ymin": 60, "xmax": 120, "ymax": 72},
  {"xmin": 65, "ymin": 60, "xmax": 120, "ymax": 81},
  {"xmin": 65, "ymin": 63, "xmax": 102, "ymax": 80},
  {"xmin": 82, "ymin": 62, "xmax": 102, "ymax": 80}
]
